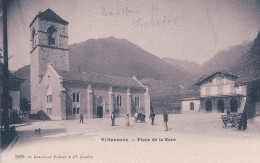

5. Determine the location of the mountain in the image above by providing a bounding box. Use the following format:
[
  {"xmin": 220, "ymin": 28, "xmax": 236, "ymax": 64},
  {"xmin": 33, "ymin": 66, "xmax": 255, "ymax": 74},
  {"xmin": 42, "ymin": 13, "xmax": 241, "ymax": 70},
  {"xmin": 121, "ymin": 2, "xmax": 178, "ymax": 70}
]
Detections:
[
  {"xmin": 69, "ymin": 37, "xmax": 195, "ymax": 88},
  {"xmin": 162, "ymin": 57, "xmax": 200, "ymax": 73},
  {"xmin": 140, "ymin": 78, "xmax": 181, "ymax": 97},
  {"xmin": 13, "ymin": 65, "xmax": 30, "ymax": 101},
  {"xmin": 194, "ymin": 41, "xmax": 253, "ymax": 77}
]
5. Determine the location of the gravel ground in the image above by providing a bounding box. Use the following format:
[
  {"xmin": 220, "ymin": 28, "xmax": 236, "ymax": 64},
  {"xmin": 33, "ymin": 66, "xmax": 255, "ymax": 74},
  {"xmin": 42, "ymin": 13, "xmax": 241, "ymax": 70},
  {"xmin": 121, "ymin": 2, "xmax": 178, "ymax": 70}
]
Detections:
[{"xmin": 1, "ymin": 113, "xmax": 260, "ymax": 163}]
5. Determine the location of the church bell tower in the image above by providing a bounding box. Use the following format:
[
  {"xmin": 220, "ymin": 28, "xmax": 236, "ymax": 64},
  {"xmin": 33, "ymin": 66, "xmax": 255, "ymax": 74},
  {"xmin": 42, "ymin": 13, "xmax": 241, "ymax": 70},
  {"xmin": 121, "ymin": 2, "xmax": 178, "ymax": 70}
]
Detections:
[{"xmin": 30, "ymin": 9, "xmax": 69, "ymax": 111}]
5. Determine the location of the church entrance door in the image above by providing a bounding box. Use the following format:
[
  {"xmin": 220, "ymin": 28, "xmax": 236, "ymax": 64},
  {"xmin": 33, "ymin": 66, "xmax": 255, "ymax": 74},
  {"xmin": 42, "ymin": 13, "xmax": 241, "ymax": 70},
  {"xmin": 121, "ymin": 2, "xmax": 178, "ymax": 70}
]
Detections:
[
  {"xmin": 97, "ymin": 106, "xmax": 103, "ymax": 118},
  {"xmin": 96, "ymin": 96, "xmax": 104, "ymax": 118}
]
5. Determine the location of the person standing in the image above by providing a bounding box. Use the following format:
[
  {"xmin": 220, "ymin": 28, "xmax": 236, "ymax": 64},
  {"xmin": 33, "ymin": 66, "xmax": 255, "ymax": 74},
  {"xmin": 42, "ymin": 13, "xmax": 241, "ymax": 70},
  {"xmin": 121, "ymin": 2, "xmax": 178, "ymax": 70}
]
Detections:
[
  {"xmin": 242, "ymin": 109, "xmax": 247, "ymax": 130},
  {"xmin": 238, "ymin": 109, "xmax": 247, "ymax": 130},
  {"xmin": 149, "ymin": 112, "xmax": 155, "ymax": 125},
  {"xmin": 126, "ymin": 114, "xmax": 130, "ymax": 127},
  {"xmin": 80, "ymin": 113, "xmax": 83, "ymax": 124},
  {"xmin": 111, "ymin": 112, "xmax": 115, "ymax": 126},
  {"xmin": 163, "ymin": 111, "xmax": 168, "ymax": 131},
  {"xmin": 134, "ymin": 112, "xmax": 138, "ymax": 122}
]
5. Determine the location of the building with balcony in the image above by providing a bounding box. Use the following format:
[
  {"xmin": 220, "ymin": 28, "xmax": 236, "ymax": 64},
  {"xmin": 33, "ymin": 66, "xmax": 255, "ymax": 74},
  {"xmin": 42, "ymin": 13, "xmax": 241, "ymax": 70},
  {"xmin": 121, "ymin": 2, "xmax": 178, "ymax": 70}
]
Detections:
[{"xmin": 181, "ymin": 72, "xmax": 246, "ymax": 113}]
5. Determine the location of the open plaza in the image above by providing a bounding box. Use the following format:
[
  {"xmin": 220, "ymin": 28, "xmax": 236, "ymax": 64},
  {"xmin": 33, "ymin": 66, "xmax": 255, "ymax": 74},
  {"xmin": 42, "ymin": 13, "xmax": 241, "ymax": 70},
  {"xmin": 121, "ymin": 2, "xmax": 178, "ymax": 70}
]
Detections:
[{"xmin": 1, "ymin": 113, "xmax": 260, "ymax": 163}]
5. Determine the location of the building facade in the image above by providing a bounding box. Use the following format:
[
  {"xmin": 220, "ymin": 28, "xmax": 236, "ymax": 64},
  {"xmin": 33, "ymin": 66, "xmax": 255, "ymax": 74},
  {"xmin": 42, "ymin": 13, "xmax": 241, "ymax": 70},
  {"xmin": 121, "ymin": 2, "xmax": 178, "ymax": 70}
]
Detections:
[
  {"xmin": 30, "ymin": 9, "xmax": 150, "ymax": 120},
  {"xmin": 181, "ymin": 72, "xmax": 246, "ymax": 113},
  {"xmin": 181, "ymin": 97, "xmax": 200, "ymax": 112}
]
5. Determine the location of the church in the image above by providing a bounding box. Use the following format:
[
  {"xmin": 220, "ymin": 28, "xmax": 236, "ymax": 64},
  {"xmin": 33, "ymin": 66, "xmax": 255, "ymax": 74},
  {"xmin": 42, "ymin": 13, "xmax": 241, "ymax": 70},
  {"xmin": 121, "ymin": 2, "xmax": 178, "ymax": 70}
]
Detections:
[{"xmin": 30, "ymin": 9, "xmax": 150, "ymax": 120}]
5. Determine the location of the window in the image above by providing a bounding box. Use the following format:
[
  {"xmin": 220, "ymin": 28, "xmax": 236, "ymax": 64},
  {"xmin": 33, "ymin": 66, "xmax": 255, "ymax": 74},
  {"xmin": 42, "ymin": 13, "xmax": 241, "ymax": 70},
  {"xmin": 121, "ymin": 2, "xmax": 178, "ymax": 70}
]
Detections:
[
  {"xmin": 72, "ymin": 107, "xmax": 80, "ymax": 115},
  {"xmin": 47, "ymin": 108, "xmax": 52, "ymax": 114},
  {"xmin": 32, "ymin": 28, "xmax": 36, "ymax": 49},
  {"xmin": 73, "ymin": 93, "xmax": 75, "ymax": 102},
  {"xmin": 190, "ymin": 102, "xmax": 194, "ymax": 110},
  {"xmin": 117, "ymin": 95, "xmax": 122, "ymax": 106},
  {"xmin": 77, "ymin": 93, "xmax": 80, "ymax": 102},
  {"xmin": 135, "ymin": 96, "xmax": 141, "ymax": 107},
  {"xmin": 47, "ymin": 95, "xmax": 52, "ymax": 103},
  {"xmin": 47, "ymin": 26, "xmax": 57, "ymax": 45},
  {"xmin": 72, "ymin": 92, "xmax": 80, "ymax": 102}
]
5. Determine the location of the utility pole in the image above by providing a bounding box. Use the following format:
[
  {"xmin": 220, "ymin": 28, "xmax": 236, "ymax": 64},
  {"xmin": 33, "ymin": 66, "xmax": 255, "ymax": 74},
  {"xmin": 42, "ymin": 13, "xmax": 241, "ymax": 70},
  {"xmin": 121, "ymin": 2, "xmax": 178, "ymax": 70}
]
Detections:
[{"xmin": 2, "ymin": 0, "xmax": 9, "ymax": 131}]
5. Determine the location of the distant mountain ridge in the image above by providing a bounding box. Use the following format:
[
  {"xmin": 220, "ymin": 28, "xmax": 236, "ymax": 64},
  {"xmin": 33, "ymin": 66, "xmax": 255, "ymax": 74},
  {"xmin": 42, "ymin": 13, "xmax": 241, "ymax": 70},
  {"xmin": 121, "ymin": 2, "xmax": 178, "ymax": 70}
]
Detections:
[
  {"xmin": 69, "ymin": 37, "xmax": 195, "ymax": 90},
  {"xmin": 194, "ymin": 41, "xmax": 253, "ymax": 77}
]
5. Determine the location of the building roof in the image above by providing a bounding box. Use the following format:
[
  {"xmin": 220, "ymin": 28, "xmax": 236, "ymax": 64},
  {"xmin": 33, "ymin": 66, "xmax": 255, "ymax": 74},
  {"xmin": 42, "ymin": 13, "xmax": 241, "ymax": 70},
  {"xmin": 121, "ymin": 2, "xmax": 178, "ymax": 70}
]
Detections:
[
  {"xmin": 55, "ymin": 69, "xmax": 146, "ymax": 89},
  {"xmin": 194, "ymin": 71, "xmax": 237, "ymax": 86},
  {"xmin": 29, "ymin": 8, "xmax": 68, "ymax": 27},
  {"xmin": 236, "ymin": 31, "xmax": 260, "ymax": 85}
]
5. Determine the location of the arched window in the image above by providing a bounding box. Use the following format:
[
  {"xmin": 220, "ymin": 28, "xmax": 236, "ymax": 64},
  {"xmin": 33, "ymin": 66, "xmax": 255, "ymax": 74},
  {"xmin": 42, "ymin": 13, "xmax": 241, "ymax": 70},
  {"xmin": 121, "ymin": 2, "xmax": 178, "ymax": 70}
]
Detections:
[
  {"xmin": 190, "ymin": 102, "xmax": 194, "ymax": 110},
  {"xmin": 47, "ymin": 26, "xmax": 57, "ymax": 45}
]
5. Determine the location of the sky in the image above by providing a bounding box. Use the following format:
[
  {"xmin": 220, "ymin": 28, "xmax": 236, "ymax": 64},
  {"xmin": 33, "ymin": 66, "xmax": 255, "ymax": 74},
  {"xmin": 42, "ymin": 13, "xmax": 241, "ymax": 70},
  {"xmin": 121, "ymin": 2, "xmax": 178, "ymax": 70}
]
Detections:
[{"xmin": 1, "ymin": 0, "xmax": 260, "ymax": 71}]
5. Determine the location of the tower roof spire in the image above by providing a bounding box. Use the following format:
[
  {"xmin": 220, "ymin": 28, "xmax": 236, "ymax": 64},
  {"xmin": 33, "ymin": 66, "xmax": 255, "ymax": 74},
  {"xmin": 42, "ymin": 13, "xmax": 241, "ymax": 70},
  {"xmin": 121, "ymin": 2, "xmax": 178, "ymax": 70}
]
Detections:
[{"xmin": 29, "ymin": 8, "xmax": 68, "ymax": 27}]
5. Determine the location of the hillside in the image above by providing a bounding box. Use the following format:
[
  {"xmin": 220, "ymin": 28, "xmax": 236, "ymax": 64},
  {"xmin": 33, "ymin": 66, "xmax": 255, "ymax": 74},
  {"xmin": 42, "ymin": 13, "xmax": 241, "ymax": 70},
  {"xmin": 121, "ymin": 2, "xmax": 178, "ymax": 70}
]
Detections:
[
  {"xmin": 13, "ymin": 65, "xmax": 30, "ymax": 101},
  {"xmin": 140, "ymin": 78, "xmax": 181, "ymax": 97},
  {"xmin": 162, "ymin": 57, "xmax": 200, "ymax": 73},
  {"xmin": 69, "ymin": 37, "xmax": 195, "ymax": 89},
  {"xmin": 15, "ymin": 37, "xmax": 197, "ymax": 104},
  {"xmin": 194, "ymin": 41, "xmax": 253, "ymax": 77}
]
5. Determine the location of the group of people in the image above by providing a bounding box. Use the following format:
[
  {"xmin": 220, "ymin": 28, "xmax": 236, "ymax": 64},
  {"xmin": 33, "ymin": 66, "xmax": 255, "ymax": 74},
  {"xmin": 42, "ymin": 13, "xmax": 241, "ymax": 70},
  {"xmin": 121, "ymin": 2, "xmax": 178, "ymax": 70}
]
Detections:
[
  {"xmin": 79, "ymin": 111, "xmax": 169, "ymax": 131},
  {"xmin": 134, "ymin": 112, "xmax": 146, "ymax": 122},
  {"xmin": 110, "ymin": 111, "xmax": 169, "ymax": 131}
]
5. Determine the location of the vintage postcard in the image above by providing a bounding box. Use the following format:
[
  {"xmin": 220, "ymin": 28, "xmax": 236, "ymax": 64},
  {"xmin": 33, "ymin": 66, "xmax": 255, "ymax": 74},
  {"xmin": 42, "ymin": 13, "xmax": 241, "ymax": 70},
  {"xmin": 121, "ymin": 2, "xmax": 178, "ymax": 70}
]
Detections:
[{"xmin": 1, "ymin": 0, "xmax": 260, "ymax": 162}]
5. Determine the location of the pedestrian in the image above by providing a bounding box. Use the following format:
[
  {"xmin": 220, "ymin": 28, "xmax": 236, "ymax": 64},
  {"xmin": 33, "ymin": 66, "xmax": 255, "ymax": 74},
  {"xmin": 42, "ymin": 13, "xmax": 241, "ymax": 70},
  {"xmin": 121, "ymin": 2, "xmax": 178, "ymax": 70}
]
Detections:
[
  {"xmin": 239, "ymin": 109, "xmax": 247, "ymax": 130},
  {"xmin": 149, "ymin": 112, "xmax": 155, "ymax": 125},
  {"xmin": 242, "ymin": 109, "xmax": 247, "ymax": 130},
  {"xmin": 134, "ymin": 112, "xmax": 138, "ymax": 122},
  {"xmin": 111, "ymin": 112, "xmax": 115, "ymax": 126},
  {"xmin": 163, "ymin": 111, "xmax": 168, "ymax": 131},
  {"xmin": 126, "ymin": 114, "xmax": 130, "ymax": 127},
  {"xmin": 80, "ymin": 113, "xmax": 83, "ymax": 124}
]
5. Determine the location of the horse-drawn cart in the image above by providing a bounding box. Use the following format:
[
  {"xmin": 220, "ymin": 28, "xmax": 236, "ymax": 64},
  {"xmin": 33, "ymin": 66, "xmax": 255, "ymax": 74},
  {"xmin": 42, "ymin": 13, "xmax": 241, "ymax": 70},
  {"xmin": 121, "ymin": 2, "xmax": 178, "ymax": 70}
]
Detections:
[{"xmin": 221, "ymin": 113, "xmax": 242, "ymax": 128}]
